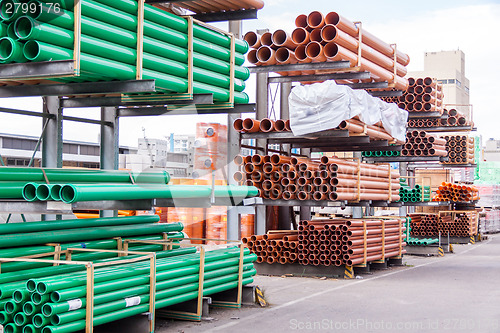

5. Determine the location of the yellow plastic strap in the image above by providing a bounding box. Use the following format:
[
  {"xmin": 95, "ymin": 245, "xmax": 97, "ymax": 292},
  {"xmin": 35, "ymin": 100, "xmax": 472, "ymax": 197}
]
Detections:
[
  {"xmin": 381, "ymin": 220, "xmax": 385, "ymax": 258},
  {"xmin": 136, "ymin": 0, "xmax": 145, "ymax": 80},
  {"xmin": 41, "ymin": 169, "xmax": 50, "ymax": 184},
  {"xmin": 73, "ymin": 0, "xmax": 81, "ymax": 76},
  {"xmin": 363, "ymin": 221, "xmax": 367, "ymax": 264}
]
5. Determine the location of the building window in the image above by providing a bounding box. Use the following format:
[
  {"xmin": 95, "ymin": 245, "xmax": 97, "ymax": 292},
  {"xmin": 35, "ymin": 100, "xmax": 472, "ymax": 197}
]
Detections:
[
  {"xmin": 63, "ymin": 143, "xmax": 78, "ymax": 154},
  {"xmin": 465, "ymin": 86, "xmax": 469, "ymax": 94},
  {"xmin": 437, "ymin": 79, "xmax": 447, "ymax": 84},
  {"xmin": 6, "ymin": 158, "xmax": 30, "ymax": 166},
  {"xmin": 3, "ymin": 138, "xmax": 39, "ymax": 151},
  {"xmin": 456, "ymin": 80, "xmax": 461, "ymax": 87},
  {"xmin": 80, "ymin": 145, "xmax": 99, "ymax": 156},
  {"xmin": 448, "ymin": 79, "xmax": 456, "ymax": 84}
]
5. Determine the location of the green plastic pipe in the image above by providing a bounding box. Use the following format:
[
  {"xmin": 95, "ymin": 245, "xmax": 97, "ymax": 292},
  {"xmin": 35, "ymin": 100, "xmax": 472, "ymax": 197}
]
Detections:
[
  {"xmin": 0, "ymin": 311, "xmax": 12, "ymax": 325},
  {"xmin": 12, "ymin": 289, "xmax": 30, "ymax": 303},
  {"xmin": 0, "ymin": 21, "xmax": 7, "ymax": 36},
  {"xmin": 4, "ymin": 300, "xmax": 22, "ymax": 314},
  {"xmin": 0, "ymin": 166, "xmax": 170, "ymax": 184},
  {"xmin": 22, "ymin": 40, "xmax": 248, "ymax": 102},
  {"xmin": 0, "ymin": 182, "xmax": 31, "ymax": 199},
  {"xmin": 43, "ymin": 262, "xmax": 254, "ymax": 317},
  {"xmin": 0, "ymin": 36, "xmax": 25, "ymax": 62},
  {"xmin": 39, "ymin": 248, "xmax": 251, "ymax": 296},
  {"xmin": 58, "ymin": 184, "xmax": 258, "ymax": 203},
  {"xmin": 22, "ymin": 35, "xmax": 246, "ymax": 92},
  {"xmin": 23, "ymin": 301, "xmax": 42, "ymax": 316},
  {"xmin": 48, "ymin": 264, "xmax": 254, "ymax": 324},
  {"xmin": 51, "ymin": 269, "xmax": 256, "ymax": 326},
  {"xmin": 44, "ymin": 248, "xmax": 249, "ymax": 301},
  {"xmin": 91, "ymin": 0, "xmax": 248, "ymax": 53},
  {"xmin": 0, "ymin": 222, "xmax": 183, "ymax": 248},
  {"xmin": 0, "ymin": 0, "xmax": 25, "ymax": 22},
  {"xmin": 14, "ymin": 312, "xmax": 30, "ymax": 326},
  {"xmin": 28, "ymin": 12, "xmax": 249, "ymax": 79},
  {"xmin": 49, "ymin": 256, "xmax": 249, "ymax": 304},
  {"xmin": 23, "ymin": 325, "xmax": 39, "ymax": 333},
  {"xmin": 0, "ymin": 215, "xmax": 160, "ymax": 235},
  {"xmin": 4, "ymin": 323, "xmax": 21, "ymax": 333}
]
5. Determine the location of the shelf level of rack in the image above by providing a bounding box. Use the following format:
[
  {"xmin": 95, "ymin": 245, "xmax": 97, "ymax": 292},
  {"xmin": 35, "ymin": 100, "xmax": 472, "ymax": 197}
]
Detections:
[
  {"xmin": 406, "ymin": 126, "xmax": 476, "ymax": 132},
  {"xmin": 363, "ymin": 156, "xmax": 448, "ymax": 163}
]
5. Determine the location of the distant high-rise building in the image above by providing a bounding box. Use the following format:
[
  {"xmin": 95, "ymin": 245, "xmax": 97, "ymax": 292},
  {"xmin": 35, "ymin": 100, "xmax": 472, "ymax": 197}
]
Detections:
[{"xmin": 409, "ymin": 50, "xmax": 471, "ymax": 118}]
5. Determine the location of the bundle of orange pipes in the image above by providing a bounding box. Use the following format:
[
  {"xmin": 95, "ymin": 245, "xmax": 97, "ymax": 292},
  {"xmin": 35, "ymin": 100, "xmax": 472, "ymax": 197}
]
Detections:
[
  {"xmin": 433, "ymin": 182, "xmax": 479, "ymax": 202},
  {"xmin": 442, "ymin": 135, "xmax": 475, "ymax": 164},
  {"xmin": 401, "ymin": 131, "xmax": 447, "ymax": 157},
  {"xmin": 409, "ymin": 212, "xmax": 478, "ymax": 237},
  {"xmin": 244, "ymin": 11, "xmax": 410, "ymax": 90},
  {"xmin": 233, "ymin": 118, "xmax": 291, "ymax": 133},
  {"xmin": 383, "ymin": 77, "xmax": 444, "ymax": 114},
  {"xmin": 234, "ymin": 117, "xmax": 403, "ymax": 144},
  {"xmin": 242, "ymin": 231, "xmax": 298, "ymax": 264},
  {"xmin": 234, "ymin": 155, "xmax": 401, "ymax": 202}
]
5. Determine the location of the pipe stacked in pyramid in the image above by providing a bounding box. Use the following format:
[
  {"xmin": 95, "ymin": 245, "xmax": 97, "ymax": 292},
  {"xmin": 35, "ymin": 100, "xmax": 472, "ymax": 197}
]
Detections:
[
  {"xmin": 0, "ymin": 0, "xmax": 250, "ymax": 103},
  {"xmin": 244, "ymin": 11, "xmax": 410, "ymax": 90}
]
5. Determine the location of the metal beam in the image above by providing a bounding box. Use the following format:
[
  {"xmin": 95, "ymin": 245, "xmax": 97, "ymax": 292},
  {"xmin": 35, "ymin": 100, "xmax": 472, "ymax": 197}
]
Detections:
[
  {"xmin": 100, "ymin": 106, "xmax": 119, "ymax": 218},
  {"xmin": 343, "ymin": 81, "xmax": 388, "ymax": 90},
  {"xmin": 0, "ymin": 107, "xmax": 54, "ymax": 118},
  {"xmin": 117, "ymin": 103, "xmax": 255, "ymax": 117},
  {"xmin": 62, "ymin": 115, "xmax": 113, "ymax": 126},
  {"xmin": 60, "ymin": 94, "xmax": 214, "ymax": 108},
  {"xmin": 193, "ymin": 9, "xmax": 258, "ymax": 22},
  {"xmin": 268, "ymin": 71, "xmax": 370, "ymax": 83},
  {"xmin": 248, "ymin": 61, "xmax": 351, "ymax": 74},
  {"xmin": 0, "ymin": 80, "xmax": 156, "ymax": 97},
  {"xmin": 0, "ymin": 60, "xmax": 74, "ymax": 79}
]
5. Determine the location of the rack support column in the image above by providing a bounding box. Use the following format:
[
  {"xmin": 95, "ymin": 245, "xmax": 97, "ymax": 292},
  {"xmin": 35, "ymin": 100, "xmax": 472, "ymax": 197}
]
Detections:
[
  {"xmin": 255, "ymin": 72, "xmax": 269, "ymax": 235},
  {"xmin": 226, "ymin": 20, "xmax": 243, "ymax": 240},
  {"xmin": 100, "ymin": 106, "xmax": 118, "ymax": 218}
]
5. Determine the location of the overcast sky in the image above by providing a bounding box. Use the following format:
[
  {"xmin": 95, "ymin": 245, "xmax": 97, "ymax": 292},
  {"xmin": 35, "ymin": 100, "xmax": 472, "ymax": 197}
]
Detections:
[{"xmin": 0, "ymin": 0, "xmax": 498, "ymax": 146}]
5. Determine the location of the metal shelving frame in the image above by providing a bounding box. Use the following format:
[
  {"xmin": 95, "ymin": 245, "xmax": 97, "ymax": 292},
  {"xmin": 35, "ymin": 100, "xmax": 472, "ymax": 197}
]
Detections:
[
  {"xmin": 0, "ymin": 17, "xmax": 255, "ymax": 234},
  {"xmin": 242, "ymin": 60, "xmax": 406, "ymax": 234}
]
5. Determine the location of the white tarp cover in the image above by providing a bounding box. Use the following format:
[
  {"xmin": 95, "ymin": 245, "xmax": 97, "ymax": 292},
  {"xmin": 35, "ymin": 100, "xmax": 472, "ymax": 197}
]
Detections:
[{"xmin": 289, "ymin": 80, "xmax": 408, "ymax": 141}]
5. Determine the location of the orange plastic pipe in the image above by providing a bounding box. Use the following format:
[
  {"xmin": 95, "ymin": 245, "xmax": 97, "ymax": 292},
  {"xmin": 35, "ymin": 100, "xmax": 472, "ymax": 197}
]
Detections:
[
  {"xmin": 272, "ymin": 29, "xmax": 298, "ymax": 50},
  {"xmin": 324, "ymin": 12, "xmax": 410, "ymax": 66},
  {"xmin": 292, "ymin": 27, "xmax": 310, "ymax": 45},
  {"xmin": 321, "ymin": 24, "xmax": 407, "ymax": 76},
  {"xmin": 244, "ymin": 31, "xmax": 261, "ymax": 49}
]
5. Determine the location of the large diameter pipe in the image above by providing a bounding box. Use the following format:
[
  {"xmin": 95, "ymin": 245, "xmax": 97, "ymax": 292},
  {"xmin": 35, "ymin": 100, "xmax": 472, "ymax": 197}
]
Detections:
[
  {"xmin": 58, "ymin": 184, "xmax": 259, "ymax": 203},
  {"xmin": 324, "ymin": 42, "xmax": 408, "ymax": 90},
  {"xmin": 321, "ymin": 24, "xmax": 407, "ymax": 76},
  {"xmin": 0, "ymin": 223, "xmax": 183, "ymax": 248},
  {"xmin": 324, "ymin": 11, "xmax": 410, "ymax": 66}
]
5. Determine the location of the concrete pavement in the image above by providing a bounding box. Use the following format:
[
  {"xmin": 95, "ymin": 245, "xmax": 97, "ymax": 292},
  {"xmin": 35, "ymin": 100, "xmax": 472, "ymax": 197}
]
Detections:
[{"xmin": 159, "ymin": 234, "xmax": 500, "ymax": 333}]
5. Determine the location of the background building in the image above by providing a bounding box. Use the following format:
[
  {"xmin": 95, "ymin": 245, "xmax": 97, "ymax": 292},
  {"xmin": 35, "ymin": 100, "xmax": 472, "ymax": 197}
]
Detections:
[{"xmin": 409, "ymin": 50, "xmax": 471, "ymax": 118}]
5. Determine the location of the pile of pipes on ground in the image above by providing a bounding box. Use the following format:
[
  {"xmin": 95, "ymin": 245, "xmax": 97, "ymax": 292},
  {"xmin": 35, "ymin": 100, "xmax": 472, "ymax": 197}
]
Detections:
[
  {"xmin": 433, "ymin": 182, "xmax": 479, "ymax": 202},
  {"xmin": 0, "ymin": 216, "xmax": 256, "ymax": 333},
  {"xmin": 409, "ymin": 212, "xmax": 478, "ymax": 237},
  {"xmin": 0, "ymin": 0, "xmax": 250, "ymax": 103},
  {"xmin": 233, "ymin": 118, "xmax": 291, "ymax": 133},
  {"xmin": 382, "ymin": 77, "xmax": 443, "ymax": 113},
  {"xmin": 244, "ymin": 218, "xmax": 406, "ymax": 267},
  {"xmin": 405, "ymin": 237, "xmax": 438, "ymax": 246},
  {"xmin": 399, "ymin": 180, "xmax": 430, "ymax": 202},
  {"xmin": 0, "ymin": 167, "xmax": 258, "ymax": 204},
  {"xmin": 244, "ymin": 11, "xmax": 409, "ymax": 90},
  {"xmin": 362, "ymin": 149, "xmax": 401, "ymax": 158},
  {"xmin": 234, "ymin": 155, "xmax": 401, "ymax": 202},
  {"xmin": 402, "ymin": 131, "xmax": 447, "ymax": 157},
  {"xmin": 441, "ymin": 135, "xmax": 475, "ymax": 164},
  {"xmin": 407, "ymin": 109, "xmax": 472, "ymax": 128},
  {"xmin": 242, "ymin": 232, "xmax": 298, "ymax": 264}
]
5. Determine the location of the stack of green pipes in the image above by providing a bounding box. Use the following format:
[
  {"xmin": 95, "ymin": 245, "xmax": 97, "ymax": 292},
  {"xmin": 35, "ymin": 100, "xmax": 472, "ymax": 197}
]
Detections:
[
  {"xmin": 399, "ymin": 179, "xmax": 431, "ymax": 202},
  {"xmin": 405, "ymin": 236, "xmax": 439, "ymax": 246},
  {"xmin": 0, "ymin": 0, "xmax": 250, "ymax": 103},
  {"xmin": 0, "ymin": 216, "xmax": 257, "ymax": 333},
  {"xmin": 362, "ymin": 150, "xmax": 401, "ymax": 157},
  {"xmin": 0, "ymin": 166, "xmax": 259, "ymax": 202}
]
